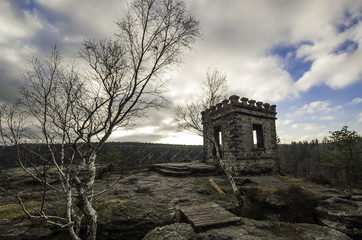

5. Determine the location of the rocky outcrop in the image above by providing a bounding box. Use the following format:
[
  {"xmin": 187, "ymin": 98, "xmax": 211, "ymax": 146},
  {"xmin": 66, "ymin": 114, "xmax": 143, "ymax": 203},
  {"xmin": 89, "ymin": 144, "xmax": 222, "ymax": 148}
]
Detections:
[
  {"xmin": 195, "ymin": 219, "xmax": 351, "ymax": 240},
  {"xmin": 237, "ymin": 175, "xmax": 362, "ymax": 239},
  {"xmin": 143, "ymin": 223, "xmax": 194, "ymax": 240},
  {"xmin": 95, "ymin": 171, "xmax": 238, "ymax": 240},
  {"xmin": 1, "ymin": 166, "xmax": 361, "ymax": 240},
  {"xmin": 316, "ymin": 196, "xmax": 362, "ymax": 237}
]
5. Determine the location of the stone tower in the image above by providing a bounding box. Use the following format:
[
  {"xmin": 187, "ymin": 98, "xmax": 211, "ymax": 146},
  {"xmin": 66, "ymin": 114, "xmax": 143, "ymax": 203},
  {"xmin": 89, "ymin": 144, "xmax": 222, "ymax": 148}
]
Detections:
[{"xmin": 201, "ymin": 95, "xmax": 278, "ymax": 175}]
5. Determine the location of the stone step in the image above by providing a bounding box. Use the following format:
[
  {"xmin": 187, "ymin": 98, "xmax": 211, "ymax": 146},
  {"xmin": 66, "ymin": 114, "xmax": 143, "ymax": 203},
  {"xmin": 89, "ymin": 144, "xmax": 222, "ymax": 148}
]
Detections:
[
  {"xmin": 152, "ymin": 164, "xmax": 190, "ymax": 171},
  {"xmin": 156, "ymin": 168, "xmax": 192, "ymax": 177},
  {"xmin": 150, "ymin": 161, "xmax": 217, "ymax": 177}
]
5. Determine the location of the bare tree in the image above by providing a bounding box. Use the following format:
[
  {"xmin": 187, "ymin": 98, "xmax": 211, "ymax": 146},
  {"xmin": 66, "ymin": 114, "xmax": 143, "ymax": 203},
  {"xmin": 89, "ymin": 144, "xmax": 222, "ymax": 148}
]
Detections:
[
  {"xmin": 174, "ymin": 69, "xmax": 244, "ymax": 208},
  {"xmin": 201, "ymin": 69, "xmax": 229, "ymax": 109},
  {"xmin": 0, "ymin": 0, "xmax": 200, "ymax": 239},
  {"xmin": 174, "ymin": 69, "xmax": 228, "ymax": 134}
]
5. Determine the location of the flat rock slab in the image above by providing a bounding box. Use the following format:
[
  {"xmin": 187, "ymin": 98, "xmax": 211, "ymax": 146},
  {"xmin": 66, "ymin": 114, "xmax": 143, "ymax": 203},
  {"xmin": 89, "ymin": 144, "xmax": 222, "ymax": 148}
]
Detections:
[{"xmin": 179, "ymin": 202, "xmax": 241, "ymax": 232}]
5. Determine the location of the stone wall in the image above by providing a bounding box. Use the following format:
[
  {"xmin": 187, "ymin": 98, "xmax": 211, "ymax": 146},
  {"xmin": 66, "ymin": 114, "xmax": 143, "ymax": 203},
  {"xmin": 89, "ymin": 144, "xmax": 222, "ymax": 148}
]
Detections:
[{"xmin": 202, "ymin": 95, "xmax": 278, "ymax": 175}]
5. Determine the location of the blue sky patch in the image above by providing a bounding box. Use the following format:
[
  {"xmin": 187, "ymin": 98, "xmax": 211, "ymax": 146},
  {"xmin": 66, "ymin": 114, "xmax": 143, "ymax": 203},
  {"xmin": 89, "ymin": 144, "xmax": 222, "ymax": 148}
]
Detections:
[
  {"xmin": 12, "ymin": 0, "xmax": 37, "ymax": 13},
  {"xmin": 269, "ymin": 42, "xmax": 314, "ymax": 81},
  {"xmin": 24, "ymin": 0, "xmax": 37, "ymax": 11},
  {"xmin": 335, "ymin": 11, "xmax": 361, "ymax": 33},
  {"xmin": 334, "ymin": 40, "xmax": 358, "ymax": 54}
]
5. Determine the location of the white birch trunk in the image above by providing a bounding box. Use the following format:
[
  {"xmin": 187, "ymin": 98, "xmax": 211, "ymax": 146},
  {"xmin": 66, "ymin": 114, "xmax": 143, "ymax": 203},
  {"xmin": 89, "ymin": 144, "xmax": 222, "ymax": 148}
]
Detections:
[{"xmin": 210, "ymin": 137, "xmax": 244, "ymax": 208}]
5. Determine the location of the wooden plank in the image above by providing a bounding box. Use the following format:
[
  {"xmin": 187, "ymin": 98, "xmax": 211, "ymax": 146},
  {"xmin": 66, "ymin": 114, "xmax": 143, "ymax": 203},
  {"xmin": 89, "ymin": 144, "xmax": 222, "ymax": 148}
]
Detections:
[{"xmin": 179, "ymin": 202, "xmax": 240, "ymax": 231}]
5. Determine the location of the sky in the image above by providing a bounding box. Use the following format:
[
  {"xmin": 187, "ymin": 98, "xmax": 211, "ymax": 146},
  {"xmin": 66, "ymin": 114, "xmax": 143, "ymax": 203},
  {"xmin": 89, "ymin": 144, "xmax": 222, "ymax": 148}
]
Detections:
[{"xmin": 1, "ymin": 0, "xmax": 362, "ymax": 144}]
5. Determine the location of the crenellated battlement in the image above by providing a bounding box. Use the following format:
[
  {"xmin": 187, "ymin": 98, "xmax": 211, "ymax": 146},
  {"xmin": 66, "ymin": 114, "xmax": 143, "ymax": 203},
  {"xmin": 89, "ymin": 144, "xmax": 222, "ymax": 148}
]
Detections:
[{"xmin": 202, "ymin": 95, "xmax": 276, "ymax": 122}]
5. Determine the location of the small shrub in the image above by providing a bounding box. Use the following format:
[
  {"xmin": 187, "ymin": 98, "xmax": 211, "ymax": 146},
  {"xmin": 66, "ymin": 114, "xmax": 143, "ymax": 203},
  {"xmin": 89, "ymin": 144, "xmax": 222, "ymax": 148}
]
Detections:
[{"xmin": 353, "ymin": 228, "xmax": 362, "ymax": 236}]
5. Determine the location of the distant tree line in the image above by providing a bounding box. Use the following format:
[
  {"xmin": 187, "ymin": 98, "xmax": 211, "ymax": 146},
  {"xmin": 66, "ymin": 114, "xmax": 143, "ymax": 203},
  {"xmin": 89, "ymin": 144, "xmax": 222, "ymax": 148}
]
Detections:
[
  {"xmin": 96, "ymin": 142, "xmax": 203, "ymax": 169},
  {"xmin": 279, "ymin": 126, "xmax": 362, "ymax": 186},
  {"xmin": 0, "ymin": 142, "xmax": 203, "ymax": 169}
]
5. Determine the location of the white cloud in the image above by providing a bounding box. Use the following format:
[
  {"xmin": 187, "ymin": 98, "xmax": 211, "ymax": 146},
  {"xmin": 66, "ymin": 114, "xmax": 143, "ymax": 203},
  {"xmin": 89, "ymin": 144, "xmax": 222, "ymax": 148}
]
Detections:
[
  {"xmin": 278, "ymin": 134, "xmax": 295, "ymax": 144},
  {"xmin": 0, "ymin": 1, "xmax": 43, "ymax": 43},
  {"xmin": 358, "ymin": 112, "xmax": 362, "ymax": 123},
  {"xmin": 296, "ymin": 48, "xmax": 362, "ymax": 91},
  {"xmin": 297, "ymin": 132, "xmax": 330, "ymax": 143},
  {"xmin": 289, "ymin": 0, "xmax": 362, "ymax": 92},
  {"xmin": 302, "ymin": 101, "xmax": 330, "ymax": 113},
  {"xmin": 279, "ymin": 123, "xmax": 329, "ymax": 143},
  {"xmin": 169, "ymin": 50, "xmax": 295, "ymax": 105},
  {"xmin": 291, "ymin": 123, "xmax": 326, "ymax": 131},
  {"xmin": 320, "ymin": 116, "xmax": 335, "ymax": 121},
  {"xmin": 0, "ymin": 1, "xmax": 43, "ymax": 64},
  {"xmin": 277, "ymin": 119, "xmax": 293, "ymax": 126},
  {"xmin": 228, "ymin": 56, "xmax": 297, "ymax": 102},
  {"xmin": 299, "ymin": 100, "xmax": 342, "ymax": 114},
  {"xmin": 348, "ymin": 97, "xmax": 362, "ymax": 105},
  {"xmin": 294, "ymin": 17, "xmax": 362, "ymax": 92},
  {"xmin": 156, "ymin": 131, "xmax": 202, "ymax": 145}
]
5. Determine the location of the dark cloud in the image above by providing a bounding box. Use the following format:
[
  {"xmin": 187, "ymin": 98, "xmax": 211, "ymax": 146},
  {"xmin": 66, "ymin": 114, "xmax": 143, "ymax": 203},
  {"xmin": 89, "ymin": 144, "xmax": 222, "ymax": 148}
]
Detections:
[{"xmin": 0, "ymin": 60, "xmax": 23, "ymax": 103}]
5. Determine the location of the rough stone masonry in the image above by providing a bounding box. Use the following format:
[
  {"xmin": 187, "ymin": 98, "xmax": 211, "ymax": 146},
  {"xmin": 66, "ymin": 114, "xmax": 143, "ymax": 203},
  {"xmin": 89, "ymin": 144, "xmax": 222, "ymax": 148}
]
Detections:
[{"xmin": 201, "ymin": 95, "xmax": 278, "ymax": 175}]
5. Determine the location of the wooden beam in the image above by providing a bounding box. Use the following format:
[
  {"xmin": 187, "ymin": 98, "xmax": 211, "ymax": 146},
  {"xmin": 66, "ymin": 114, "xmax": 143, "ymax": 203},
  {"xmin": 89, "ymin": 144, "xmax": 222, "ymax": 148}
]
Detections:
[{"xmin": 209, "ymin": 178, "xmax": 225, "ymax": 194}]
